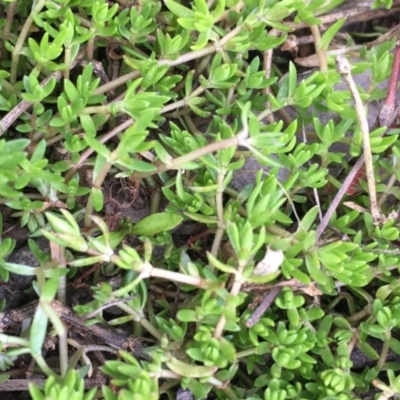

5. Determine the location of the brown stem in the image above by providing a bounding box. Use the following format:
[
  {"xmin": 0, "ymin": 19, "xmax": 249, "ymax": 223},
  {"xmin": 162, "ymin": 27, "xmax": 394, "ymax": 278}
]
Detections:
[
  {"xmin": 0, "ymin": 1, "xmax": 17, "ymax": 62},
  {"xmin": 316, "ymin": 155, "xmax": 365, "ymax": 240},
  {"xmin": 245, "ymin": 287, "xmax": 282, "ymax": 328}
]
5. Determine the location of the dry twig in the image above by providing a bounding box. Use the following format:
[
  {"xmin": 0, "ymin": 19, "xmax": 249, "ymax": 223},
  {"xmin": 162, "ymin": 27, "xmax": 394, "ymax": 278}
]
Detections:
[
  {"xmin": 245, "ymin": 287, "xmax": 282, "ymax": 328},
  {"xmin": 0, "ymin": 377, "xmax": 104, "ymax": 391},
  {"xmin": 336, "ymin": 55, "xmax": 380, "ymax": 223}
]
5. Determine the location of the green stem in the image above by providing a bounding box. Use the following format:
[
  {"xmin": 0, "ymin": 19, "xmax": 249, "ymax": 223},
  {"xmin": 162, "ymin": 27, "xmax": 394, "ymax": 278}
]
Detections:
[
  {"xmin": 149, "ymin": 187, "xmax": 160, "ymax": 214},
  {"xmin": 54, "ymin": 247, "xmax": 68, "ymax": 377},
  {"xmin": 140, "ymin": 317, "xmax": 162, "ymax": 341},
  {"xmin": 33, "ymin": 352, "xmax": 60, "ymax": 378},
  {"xmin": 159, "ymin": 379, "xmax": 181, "ymax": 394},
  {"xmin": 87, "ymin": 35, "xmax": 95, "ymax": 61},
  {"xmin": 144, "ymin": 176, "xmax": 161, "ymax": 214},
  {"xmin": 1, "ymin": 79, "xmax": 19, "ymax": 95},
  {"xmin": 64, "ymin": 45, "xmax": 72, "ymax": 81},
  {"xmin": 68, "ymin": 339, "xmax": 118, "ymax": 370},
  {"xmin": 377, "ymin": 331, "xmax": 391, "ymax": 369},
  {"xmin": 346, "ymin": 304, "xmax": 372, "ymax": 324},
  {"xmin": 55, "ymin": 249, "xmax": 67, "ymax": 304},
  {"xmin": 236, "ymin": 347, "xmax": 258, "ymax": 358},
  {"xmin": 162, "ymin": 85, "xmax": 206, "ymax": 114},
  {"xmin": 215, "ymin": 383, "xmax": 239, "ymax": 400},
  {"xmin": 146, "ymin": 293, "xmax": 157, "ymax": 327},
  {"xmin": 0, "ymin": 334, "xmax": 29, "ymax": 347},
  {"xmin": 327, "ymin": 292, "xmax": 356, "ymax": 315},
  {"xmin": 58, "ymin": 331, "xmax": 68, "ymax": 377},
  {"xmin": 67, "ymin": 345, "xmax": 84, "ymax": 371},
  {"xmin": 236, "ymin": 367, "xmax": 256, "ymax": 388},
  {"xmin": 117, "ymin": 302, "xmax": 163, "ymax": 341},
  {"xmin": 10, "ymin": 0, "xmax": 46, "ymax": 84},
  {"xmin": 92, "ymin": 267, "xmax": 101, "ymax": 285},
  {"xmin": 211, "ymin": 169, "xmax": 227, "ymax": 262},
  {"xmin": 80, "ymin": 105, "xmax": 111, "ymax": 114},
  {"xmin": 309, "ymin": 24, "xmax": 327, "ymax": 71},
  {"xmin": 214, "ymin": 260, "xmax": 247, "ymax": 339},
  {"xmin": 266, "ymin": 224, "xmax": 292, "ymax": 239}
]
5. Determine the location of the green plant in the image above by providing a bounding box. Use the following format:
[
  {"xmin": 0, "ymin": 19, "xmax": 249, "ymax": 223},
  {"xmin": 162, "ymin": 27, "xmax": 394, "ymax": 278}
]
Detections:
[{"xmin": 0, "ymin": 0, "xmax": 400, "ymax": 399}]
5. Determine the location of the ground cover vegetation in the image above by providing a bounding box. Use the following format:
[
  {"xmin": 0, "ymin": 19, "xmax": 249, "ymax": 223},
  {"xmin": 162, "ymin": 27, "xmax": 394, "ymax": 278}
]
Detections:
[{"xmin": 1, "ymin": 0, "xmax": 400, "ymax": 399}]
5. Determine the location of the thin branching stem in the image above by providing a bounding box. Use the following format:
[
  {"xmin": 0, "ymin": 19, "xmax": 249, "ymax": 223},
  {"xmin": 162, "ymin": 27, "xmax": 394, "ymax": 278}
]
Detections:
[
  {"xmin": 10, "ymin": 0, "xmax": 46, "ymax": 84},
  {"xmin": 378, "ymin": 331, "xmax": 391, "ymax": 369},
  {"xmin": 309, "ymin": 24, "xmax": 328, "ymax": 71}
]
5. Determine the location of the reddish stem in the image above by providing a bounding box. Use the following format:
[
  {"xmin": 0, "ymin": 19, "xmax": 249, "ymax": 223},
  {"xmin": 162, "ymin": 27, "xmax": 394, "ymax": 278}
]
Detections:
[{"xmin": 379, "ymin": 37, "xmax": 400, "ymax": 126}]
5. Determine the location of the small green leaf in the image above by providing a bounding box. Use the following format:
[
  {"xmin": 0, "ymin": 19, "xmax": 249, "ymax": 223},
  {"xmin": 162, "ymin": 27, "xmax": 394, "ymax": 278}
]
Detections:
[
  {"xmin": 164, "ymin": 0, "xmax": 194, "ymax": 18},
  {"xmin": 389, "ymin": 338, "xmax": 400, "ymax": 355},
  {"xmin": 207, "ymin": 252, "xmax": 237, "ymax": 274},
  {"xmin": 91, "ymin": 187, "xmax": 104, "ymax": 212},
  {"xmin": 166, "ymin": 357, "xmax": 217, "ymax": 378},
  {"xmin": 131, "ymin": 212, "xmax": 183, "ymax": 235},
  {"xmin": 2, "ymin": 262, "xmax": 37, "ymax": 276},
  {"xmin": 45, "ymin": 212, "xmax": 78, "ymax": 236},
  {"xmin": 298, "ymin": 206, "xmax": 319, "ymax": 232},
  {"xmin": 183, "ymin": 211, "xmax": 218, "ymax": 224},
  {"xmin": 177, "ymin": 309, "xmax": 198, "ymax": 322},
  {"xmin": 40, "ymin": 277, "xmax": 59, "ymax": 302},
  {"xmin": 306, "ymin": 252, "xmax": 327, "ymax": 285},
  {"xmin": 84, "ymin": 135, "xmax": 111, "ymax": 158},
  {"xmin": 288, "ymin": 62, "xmax": 297, "ymax": 98},
  {"xmin": 319, "ymin": 19, "xmax": 345, "ymax": 52},
  {"xmin": 357, "ymin": 340, "xmax": 379, "ymax": 360},
  {"xmin": 30, "ymin": 305, "xmax": 48, "ymax": 355}
]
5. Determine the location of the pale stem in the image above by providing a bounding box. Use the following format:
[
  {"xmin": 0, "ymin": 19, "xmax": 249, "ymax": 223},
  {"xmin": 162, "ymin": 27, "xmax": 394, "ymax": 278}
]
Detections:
[
  {"xmin": 309, "ymin": 24, "xmax": 328, "ymax": 71},
  {"xmin": 214, "ymin": 261, "xmax": 246, "ymax": 339},
  {"xmin": 132, "ymin": 136, "xmax": 239, "ymax": 179},
  {"xmin": 64, "ymin": 45, "xmax": 72, "ymax": 81},
  {"xmin": 336, "ymin": 55, "xmax": 380, "ymax": 223},
  {"xmin": 80, "ymin": 105, "xmax": 110, "ymax": 114},
  {"xmin": 87, "ymin": 35, "xmax": 95, "ymax": 61},
  {"xmin": 150, "ymin": 267, "xmax": 206, "ymax": 287},
  {"xmin": 84, "ymin": 154, "xmax": 115, "ymax": 226},
  {"xmin": 116, "ymin": 302, "xmax": 163, "ymax": 341},
  {"xmin": 33, "ymin": 352, "xmax": 59, "ymax": 378}
]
